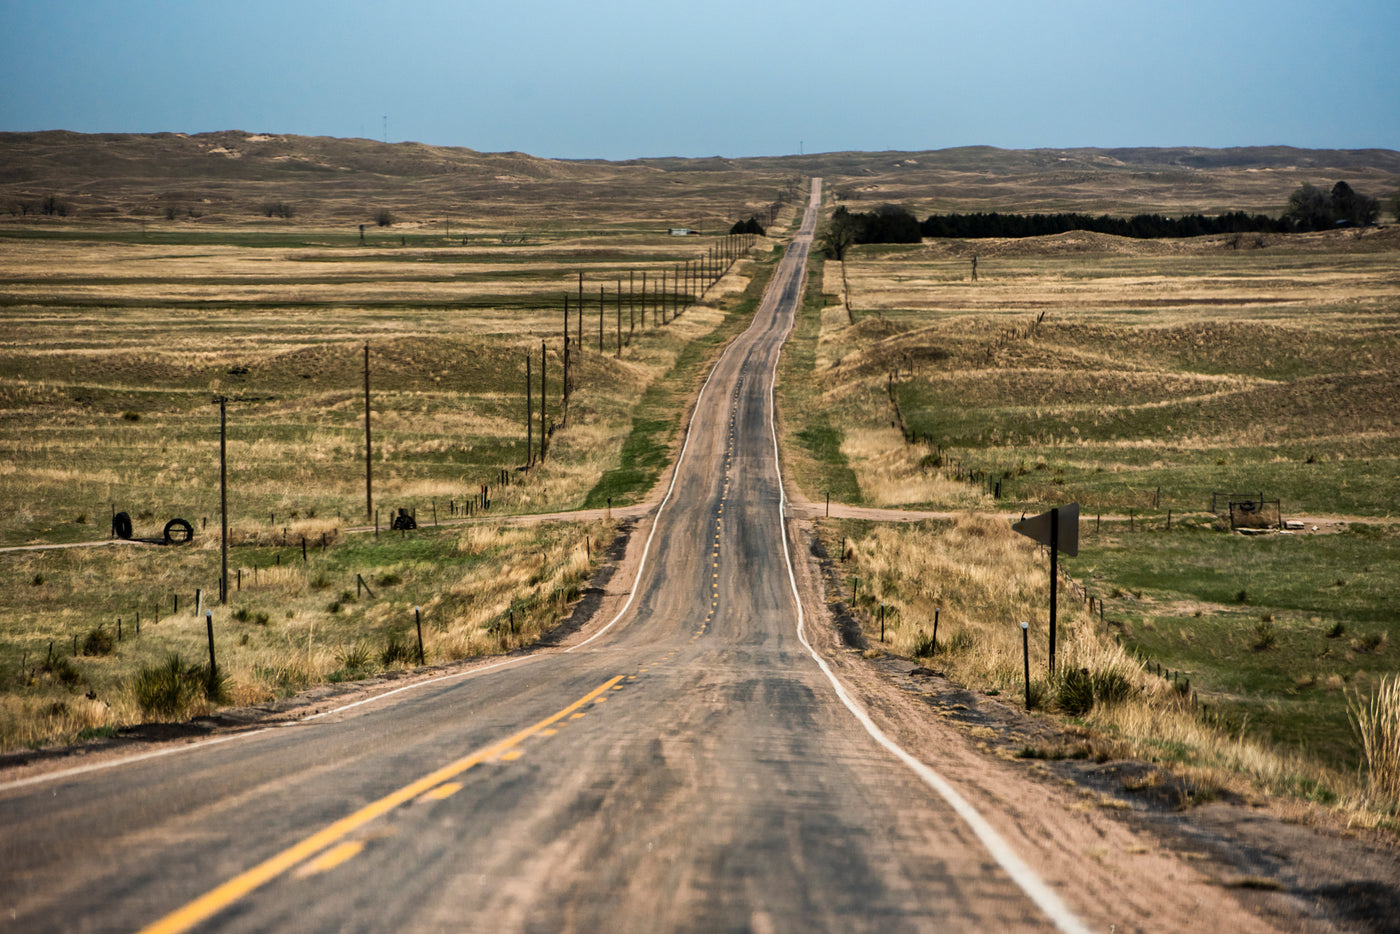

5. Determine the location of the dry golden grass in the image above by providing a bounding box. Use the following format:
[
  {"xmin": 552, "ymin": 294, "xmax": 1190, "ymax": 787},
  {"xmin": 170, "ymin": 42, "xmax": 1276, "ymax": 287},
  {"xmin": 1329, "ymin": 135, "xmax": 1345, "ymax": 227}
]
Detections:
[
  {"xmin": 827, "ymin": 513, "xmax": 1387, "ymax": 820},
  {"xmin": 1350, "ymin": 675, "xmax": 1400, "ymax": 805},
  {"xmin": 0, "ymin": 143, "xmax": 784, "ymax": 748},
  {"xmin": 791, "ymin": 217, "xmax": 1400, "ymax": 824},
  {"xmin": 0, "ymin": 515, "xmax": 616, "ymax": 747}
]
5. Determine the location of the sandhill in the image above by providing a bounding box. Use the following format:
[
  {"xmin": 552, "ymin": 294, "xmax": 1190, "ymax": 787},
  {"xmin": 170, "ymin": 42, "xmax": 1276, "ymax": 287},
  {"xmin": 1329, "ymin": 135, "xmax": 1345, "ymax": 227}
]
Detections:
[{"xmin": 3, "ymin": 132, "xmax": 1398, "ymax": 229}]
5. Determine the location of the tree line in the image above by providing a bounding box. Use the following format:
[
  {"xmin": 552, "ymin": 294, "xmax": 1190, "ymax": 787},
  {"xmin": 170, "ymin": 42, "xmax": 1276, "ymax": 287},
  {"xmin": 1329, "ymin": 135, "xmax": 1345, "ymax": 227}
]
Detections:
[
  {"xmin": 918, "ymin": 210, "xmax": 1288, "ymax": 239},
  {"xmin": 821, "ymin": 180, "xmax": 1386, "ymax": 255}
]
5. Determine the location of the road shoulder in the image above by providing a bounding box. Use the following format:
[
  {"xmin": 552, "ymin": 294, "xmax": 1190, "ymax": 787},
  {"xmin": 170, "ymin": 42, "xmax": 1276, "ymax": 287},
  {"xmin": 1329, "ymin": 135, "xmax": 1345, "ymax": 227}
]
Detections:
[{"xmin": 788, "ymin": 516, "xmax": 1400, "ymax": 934}]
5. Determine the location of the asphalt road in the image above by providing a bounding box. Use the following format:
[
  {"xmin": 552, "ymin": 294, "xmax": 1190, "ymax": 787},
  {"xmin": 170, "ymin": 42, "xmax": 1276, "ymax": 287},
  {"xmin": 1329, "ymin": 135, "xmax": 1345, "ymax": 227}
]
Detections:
[{"xmin": 0, "ymin": 181, "xmax": 1084, "ymax": 933}]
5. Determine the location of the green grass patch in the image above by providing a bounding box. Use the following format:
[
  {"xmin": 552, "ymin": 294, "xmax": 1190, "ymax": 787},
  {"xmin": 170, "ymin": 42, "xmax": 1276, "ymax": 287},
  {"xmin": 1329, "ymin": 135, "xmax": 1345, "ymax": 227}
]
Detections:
[
  {"xmin": 776, "ymin": 253, "xmax": 864, "ymax": 503},
  {"xmin": 1077, "ymin": 524, "xmax": 1400, "ymax": 769},
  {"xmin": 583, "ymin": 256, "xmax": 778, "ymax": 507}
]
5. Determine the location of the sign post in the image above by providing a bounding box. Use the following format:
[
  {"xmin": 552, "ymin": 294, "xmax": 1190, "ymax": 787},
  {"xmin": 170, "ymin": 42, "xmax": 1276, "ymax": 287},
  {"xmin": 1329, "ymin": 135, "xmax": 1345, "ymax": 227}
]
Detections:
[{"xmin": 1012, "ymin": 502, "xmax": 1079, "ymax": 674}]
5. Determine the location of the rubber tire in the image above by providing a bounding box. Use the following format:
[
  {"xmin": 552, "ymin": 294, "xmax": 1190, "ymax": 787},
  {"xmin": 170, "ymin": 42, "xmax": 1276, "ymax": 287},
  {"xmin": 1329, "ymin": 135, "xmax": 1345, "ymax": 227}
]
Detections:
[
  {"xmin": 163, "ymin": 517, "xmax": 194, "ymax": 544},
  {"xmin": 113, "ymin": 512, "xmax": 133, "ymax": 540}
]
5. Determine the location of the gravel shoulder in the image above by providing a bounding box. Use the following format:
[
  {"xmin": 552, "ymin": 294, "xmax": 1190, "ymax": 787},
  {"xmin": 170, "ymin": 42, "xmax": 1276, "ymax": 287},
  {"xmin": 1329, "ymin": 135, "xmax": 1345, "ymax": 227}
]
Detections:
[{"xmin": 787, "ymin": 515, "xmax": 1400, "ymax": 933}]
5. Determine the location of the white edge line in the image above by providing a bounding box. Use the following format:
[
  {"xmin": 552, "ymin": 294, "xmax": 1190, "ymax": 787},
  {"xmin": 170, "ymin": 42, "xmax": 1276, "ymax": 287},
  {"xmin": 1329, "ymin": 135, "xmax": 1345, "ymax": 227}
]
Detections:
[
  {"xmin": 766, "ymin": 182, "xmax": 1091, "ymax": 934},
  {"xmin": 0, "ymin": 654, "xmax": 538, "ymax": 794},
  {"xmin": 0, "ymin": 730, "xmax": 268, "ymax": 794},
  {"xmin": 296, "ymin": 654, "xmax": 538, "ymax": 721}
]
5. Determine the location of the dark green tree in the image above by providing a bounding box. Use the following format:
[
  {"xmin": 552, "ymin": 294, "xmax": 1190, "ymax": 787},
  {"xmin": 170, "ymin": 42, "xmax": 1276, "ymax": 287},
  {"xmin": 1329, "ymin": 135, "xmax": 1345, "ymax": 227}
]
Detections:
[
  {"xmin": 1283, "ymin": 183, "xmax": 1333, "ymax": 230},
  {"xmin": 1330, "ymin": 181, "xmax": 1379, "ymax": 226},
  {"xmin": 820, "ymin": 206, "xmax": 857, "ymax": 260}
]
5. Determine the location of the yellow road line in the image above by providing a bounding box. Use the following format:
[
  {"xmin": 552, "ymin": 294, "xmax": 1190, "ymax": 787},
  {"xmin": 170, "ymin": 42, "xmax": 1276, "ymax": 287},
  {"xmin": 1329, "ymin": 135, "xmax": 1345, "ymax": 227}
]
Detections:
[
  {"xmin": 293, "ymin": 840, "xmax": 365, "ymax": 878},
  {"xmin": 138, "ymin": 675, "xmax": 623, "ymax": 934},
  {"xmin": 419, "ymin": 782, "xmax": 463, "ymax": 802}
]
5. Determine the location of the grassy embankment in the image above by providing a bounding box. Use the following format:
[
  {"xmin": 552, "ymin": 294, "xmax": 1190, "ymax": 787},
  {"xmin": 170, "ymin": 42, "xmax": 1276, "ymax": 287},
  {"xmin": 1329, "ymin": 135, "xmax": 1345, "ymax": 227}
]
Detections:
[
  {"xmin": 779, "ymin": 224, "xmax": 1400, "ymax": 822},
  {"xmin": 0, "ymin": 219, "xmax": 785, "ymax": 750}
]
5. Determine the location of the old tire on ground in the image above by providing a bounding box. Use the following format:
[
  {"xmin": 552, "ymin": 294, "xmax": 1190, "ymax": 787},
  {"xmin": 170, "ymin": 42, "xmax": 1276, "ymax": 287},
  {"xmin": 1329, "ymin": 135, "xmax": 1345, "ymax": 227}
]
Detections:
[
  {"xmin": 112, "ymin": 512, "xmax": 133, "ymax": 540},
  {"xmin": 163, "ymin": 517, "xmax": 194, "ymax": 545}
]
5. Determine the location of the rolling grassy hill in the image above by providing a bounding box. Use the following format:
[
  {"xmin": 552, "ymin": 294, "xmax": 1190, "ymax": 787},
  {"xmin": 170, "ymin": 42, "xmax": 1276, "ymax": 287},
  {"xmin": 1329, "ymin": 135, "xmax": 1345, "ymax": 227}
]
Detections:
[{"xmin": 4, "ymin": 132, "xmax": 1398, "ymax": 230}]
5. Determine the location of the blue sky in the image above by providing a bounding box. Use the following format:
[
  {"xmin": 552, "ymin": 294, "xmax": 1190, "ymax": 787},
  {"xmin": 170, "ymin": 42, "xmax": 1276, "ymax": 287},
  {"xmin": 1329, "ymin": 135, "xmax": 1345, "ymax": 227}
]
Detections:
[{"xmin": 2, "ymin": 0, "xmax": 1396, "ymax": 160}]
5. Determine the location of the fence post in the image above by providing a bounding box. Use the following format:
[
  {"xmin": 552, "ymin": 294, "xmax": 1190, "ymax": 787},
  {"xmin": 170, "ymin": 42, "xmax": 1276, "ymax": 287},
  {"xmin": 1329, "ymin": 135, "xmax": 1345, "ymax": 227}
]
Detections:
[
  {"xmin": 415, "ymin": 606, "xmax": 425, "ymax": 665},
  {"xmin": 1022, "ymin": 622, "xmax": 1031, "ymax": 709},
  {"xmin": 205, "ymin": 611, "xmax": 218, "ymax": 697}
]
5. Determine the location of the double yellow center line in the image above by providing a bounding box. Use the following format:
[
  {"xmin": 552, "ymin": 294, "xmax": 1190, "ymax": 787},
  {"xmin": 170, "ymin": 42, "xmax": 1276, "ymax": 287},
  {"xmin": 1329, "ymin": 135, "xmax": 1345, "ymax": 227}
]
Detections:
[{"xmin": 140, "ymin": 675, "xmax": 624, "ymax": 934}]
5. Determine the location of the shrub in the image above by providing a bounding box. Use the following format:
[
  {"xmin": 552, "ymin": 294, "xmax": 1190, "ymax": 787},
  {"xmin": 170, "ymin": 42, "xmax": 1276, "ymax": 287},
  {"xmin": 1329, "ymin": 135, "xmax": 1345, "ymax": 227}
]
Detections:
[
  {"xmin": 374, "ymin": 209, "xmax": 395, "ymax": 227},
  {"xmin": 1350, "ymin": 675, "xmax": 1400, "ymax": 804},
  {"xmin": 1253, "ymin": 621, "xmax": 1277, "ymax": 651},
  {"xmin": 1353, "ymin": 632, "xmax": 1388, "ymax": 654},
  {"xmin": 380, "ymin": 632, "xmax": 416, "ymax": 666},
  {"xmin": 1054, "ymin": 665, "xmax": 1134, "ymax": 715},
  {"xmin": 133, "ymin": 654, "xmax": 223, "ymax": 717},
  {"xmin": 81, "ymin": 625, "xmax": 115, "ymax": 656},
  {"xmin": 338, "ymin": 643, "xmax": 373, "ymax": 674},
  {"xmin": 1056, "ymin": 667, "xmax": 1097, "ymax": 715},
  {"xmin": 1095, "ymin": 668, "xmax": 1134, "ymax": 706},
  {"xmin": 42, "ymin": 654, "xmax": 83, "ymax": 687}
]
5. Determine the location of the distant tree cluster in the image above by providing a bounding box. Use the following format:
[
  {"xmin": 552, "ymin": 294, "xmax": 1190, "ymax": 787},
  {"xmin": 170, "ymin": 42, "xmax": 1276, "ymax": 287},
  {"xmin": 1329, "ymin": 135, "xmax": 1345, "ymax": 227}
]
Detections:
[
  {"xmin": 729, "ymin": 216, "xmax": 766, "ymax": 235},
  {"xmin": 9, "ymin": 194, "xmax": 70, "ymax": 217},
  {"xmin": 262, "ymin": 201, "xmax": 296, "ymax": 219},
  {"xmin": 1281, "ymin": 181, "xmax": 1379, "ymax": 230},
  {"xmin": 821, "ymin": 204, "xmax": 921, "ymax": 259},
  {"xmin": 892, "ymin": 180, "xmax": 1382, "ymax": 242},
  {"xmin": 918, "ymin": 210, "xmax": 1286, "ymax": 239}
]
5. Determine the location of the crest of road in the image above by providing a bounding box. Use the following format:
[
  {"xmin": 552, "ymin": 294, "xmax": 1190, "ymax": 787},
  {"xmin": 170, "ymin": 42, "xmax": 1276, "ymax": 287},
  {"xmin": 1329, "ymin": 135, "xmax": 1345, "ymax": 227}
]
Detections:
[{"xmin": 0, "ymin": 181, "xmax": 1087, "ymax": 933}]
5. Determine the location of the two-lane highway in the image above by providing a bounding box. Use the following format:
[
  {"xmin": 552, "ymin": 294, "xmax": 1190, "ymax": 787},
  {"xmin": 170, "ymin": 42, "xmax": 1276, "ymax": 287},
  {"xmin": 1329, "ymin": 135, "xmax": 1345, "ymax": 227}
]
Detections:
[{"xmin": 1, "ymin": 180, "xmax": 1086, "ymax": 933}]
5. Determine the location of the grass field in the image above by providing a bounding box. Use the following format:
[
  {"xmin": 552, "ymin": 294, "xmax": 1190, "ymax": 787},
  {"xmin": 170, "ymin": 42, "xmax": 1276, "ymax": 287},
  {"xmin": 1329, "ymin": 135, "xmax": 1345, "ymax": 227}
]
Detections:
[
  {"xmin": 0, "ymin": 192, "xmax": 789, "ymax": 748},
  {"xmin": 779, "ymin": 221, "xmax": 1400, "ymax": 819},
  {"xmin": 6, "ymin": 132, "xmax": 1400, "ymax": 815}
]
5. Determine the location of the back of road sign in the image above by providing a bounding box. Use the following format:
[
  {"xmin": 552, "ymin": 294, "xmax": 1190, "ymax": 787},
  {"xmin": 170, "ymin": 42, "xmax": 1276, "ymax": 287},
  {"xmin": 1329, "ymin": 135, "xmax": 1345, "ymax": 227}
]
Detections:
[{"xmin": 1012, "ymin": 503, "xmax": 1079, "ymax": 556}]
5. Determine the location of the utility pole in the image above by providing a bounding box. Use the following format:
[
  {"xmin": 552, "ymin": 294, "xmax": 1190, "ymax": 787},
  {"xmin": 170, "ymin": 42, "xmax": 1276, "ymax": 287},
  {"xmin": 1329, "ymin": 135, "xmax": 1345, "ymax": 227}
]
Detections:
[
  {"xmin": 616, "ymin": 281, "xmax": 622, "ymax": 357},
  {"xmin": 216, "ymin": 395, "xmax": 229, "ymax": 604},
  {"xmin": 540, "ymin": 339, "xmax": 547, "ymax": 461},
  {"xmin": 526, "ymin": 352, "xmax": 533, "ymax": 467},
  {"xmin": 562, "ymin": 295, "xmax": 570, "ymax": 418},
  {"xmin": 364, "ymin": 341, "xmax": 372, "ymax": 520},
  {"xmin": 598, "ymin": 285, "xmax": 604, "ymax": 353}
]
